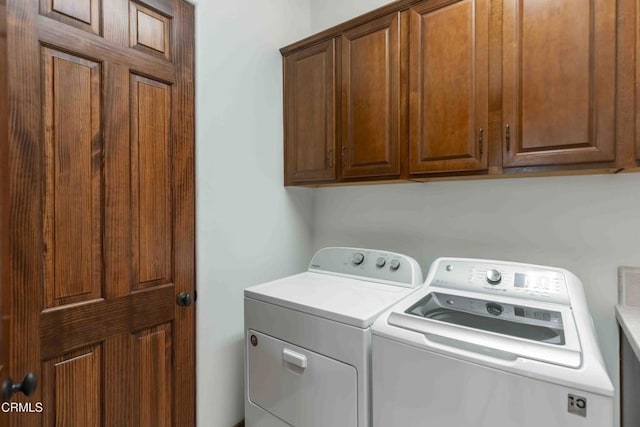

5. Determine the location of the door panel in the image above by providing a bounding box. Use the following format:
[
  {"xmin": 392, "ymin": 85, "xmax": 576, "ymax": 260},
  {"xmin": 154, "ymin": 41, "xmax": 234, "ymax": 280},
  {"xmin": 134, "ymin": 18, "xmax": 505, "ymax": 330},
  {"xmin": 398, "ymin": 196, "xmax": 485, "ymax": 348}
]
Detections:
[
  {"xmin": 134, "ymin": 323, "xmax": 172, "ymax": 427},
  {"xmin": 4, "ymin": 0, "xmax": 195, "ymax": 425},
  {"xmin": 42, "ymin": 48, "xmax": 103, "ymax": 309},
  {"xmin": 409, "ymin": 0, "xmax": 488, "ymax": 174},
  {"xmin": 40, "ymin": 0, "xmax": 101, "ymax": 34},
  {"xmin": 129, "ymin": 1, "xmax": 171, "ymax": 60},
  {"xmin": 42, "ymin": 345, "xmax": 102, "ymax": 426},
  {"xmin": 284, "ymin": 39, "xmax": 337, "ymax": 184},
  {"xmin": 341, "ymin": 13, "xmax": 401, "ymax": 179},
  {"xmin": 503, "ymin": 0, "xmax": 616, "ymax": 167},
  {"xmin": 131, "ymin": 75, "xmax": 172, "ymax": 288}
]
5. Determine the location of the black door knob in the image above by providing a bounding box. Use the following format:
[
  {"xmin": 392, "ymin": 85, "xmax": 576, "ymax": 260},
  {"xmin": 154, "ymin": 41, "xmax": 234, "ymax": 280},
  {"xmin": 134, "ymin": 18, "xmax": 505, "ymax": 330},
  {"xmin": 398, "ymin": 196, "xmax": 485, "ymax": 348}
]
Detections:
[
  {"xmin": 3, "ymin": 372, "xmax": 38, "ymax": 402},
  {"xmin": 177, "ymin": 291, "xmax": 193, "ymax": 307}
]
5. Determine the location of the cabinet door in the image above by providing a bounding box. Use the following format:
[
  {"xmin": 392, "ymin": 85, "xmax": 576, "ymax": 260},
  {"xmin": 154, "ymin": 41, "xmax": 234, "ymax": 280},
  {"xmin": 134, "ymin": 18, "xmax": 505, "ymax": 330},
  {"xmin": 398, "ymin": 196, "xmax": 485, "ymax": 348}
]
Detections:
[
  {"xmin": 284, "ymin": 39, "xmax": 337, "ymax": 185},
  {"xmin": 503, "ymin": 0, "xmax": 616, "ymax": 167},
  {"xmin": 409, "ymin": 0, "xmax": 489, "ymax": 174},
  {"xmin": 341, "ymin": 13, "xmax": 401, "ymax": 179}
]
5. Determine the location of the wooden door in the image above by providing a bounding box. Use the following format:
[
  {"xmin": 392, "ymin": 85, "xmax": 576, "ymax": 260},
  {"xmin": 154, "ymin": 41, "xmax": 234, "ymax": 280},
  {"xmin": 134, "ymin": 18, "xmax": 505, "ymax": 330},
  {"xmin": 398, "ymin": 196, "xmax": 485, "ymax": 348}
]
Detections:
[
  {"xmin": 284, "ymin": 39, "xmax": 337, "ymax": 185},
  {"xmin": 2, "ymin": 0, "xmax": 195, "ymax": 425},
  {"xmin": 341, "ymin": 13, "xmax": 402, "ymax": 179},
  {"xmin": 408, "ymin": 0, "xmax": 489, "ymax": 174},
  {"xmin": 502, "ymin": 0, "xmax": 616, "ymax": 167}
]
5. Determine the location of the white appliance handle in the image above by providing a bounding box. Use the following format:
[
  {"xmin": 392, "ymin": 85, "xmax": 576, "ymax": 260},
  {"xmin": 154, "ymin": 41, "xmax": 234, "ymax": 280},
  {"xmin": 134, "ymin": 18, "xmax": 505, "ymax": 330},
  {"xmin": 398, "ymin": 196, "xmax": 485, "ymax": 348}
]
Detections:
[
  {"xmin": 422, "ymin": 332, "xmax": 520, "ymax": 367},
  {"xmin": 282, "ymin": 348, "xmax": 307, "ymax": 369}
]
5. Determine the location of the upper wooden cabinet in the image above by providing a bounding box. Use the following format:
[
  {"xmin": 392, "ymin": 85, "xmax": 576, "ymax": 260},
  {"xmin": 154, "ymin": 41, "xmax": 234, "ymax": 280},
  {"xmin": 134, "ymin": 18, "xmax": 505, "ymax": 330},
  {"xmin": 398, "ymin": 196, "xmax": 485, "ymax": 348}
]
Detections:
[
  {"xmin": 280, "ymin": 0, "xmax": 636, "ymax": 186},
  {"xmin": 284, "ymin": 39, "xmax": 337, "ymax": 185},
  {"xmin": 408, "ymin": 0, "xmax": 489, "ymax": 174},
  {"xmin": 341, "ymin": 13, "xmax": 402, "ymax": 179},
  {"xmin": 502, "ymin": 0, "xmax": 616, "ymax": 167}
]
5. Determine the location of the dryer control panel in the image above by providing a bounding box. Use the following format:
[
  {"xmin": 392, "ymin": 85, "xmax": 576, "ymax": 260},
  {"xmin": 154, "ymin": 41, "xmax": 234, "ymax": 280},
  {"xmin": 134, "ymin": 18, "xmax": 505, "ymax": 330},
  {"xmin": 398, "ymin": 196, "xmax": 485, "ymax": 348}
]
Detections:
[
  {"xmin": 308, "ymin": 247, "xmax": 423, "ymax": 288},
  {"xmin": 429, "ymin": 259, "xmax": 570, "ymax": 305}
]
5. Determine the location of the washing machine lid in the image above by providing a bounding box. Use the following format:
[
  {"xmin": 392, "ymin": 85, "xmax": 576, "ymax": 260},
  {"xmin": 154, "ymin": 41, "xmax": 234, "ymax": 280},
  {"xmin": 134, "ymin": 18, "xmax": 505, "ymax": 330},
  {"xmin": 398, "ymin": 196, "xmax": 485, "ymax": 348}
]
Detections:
[
  {"xmin": 245, "ymin": 272, "xmax": 418, "ymax": 328},
  {"xmin": 386, "ymin": 287, "xmax": 582, "ymax": 368}
]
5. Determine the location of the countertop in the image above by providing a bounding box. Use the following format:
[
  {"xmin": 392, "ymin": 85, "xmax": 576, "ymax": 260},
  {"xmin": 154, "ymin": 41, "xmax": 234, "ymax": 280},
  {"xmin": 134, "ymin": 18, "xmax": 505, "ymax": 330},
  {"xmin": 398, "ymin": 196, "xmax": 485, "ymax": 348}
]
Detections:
[{"xmin": 616, "ymin": 305, "xmax": 640, "ymax": 361}]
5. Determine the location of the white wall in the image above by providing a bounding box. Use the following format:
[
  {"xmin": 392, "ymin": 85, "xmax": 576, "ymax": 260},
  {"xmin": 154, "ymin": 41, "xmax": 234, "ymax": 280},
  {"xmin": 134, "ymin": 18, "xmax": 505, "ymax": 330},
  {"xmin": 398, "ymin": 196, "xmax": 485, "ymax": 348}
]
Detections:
[
  {"xmin": 194, "ymin": 1, "xmax": 314, "ymax": 425},
  {"xmin": 311, "ymin": 0, "xmax": 393, "ymax": 32}
]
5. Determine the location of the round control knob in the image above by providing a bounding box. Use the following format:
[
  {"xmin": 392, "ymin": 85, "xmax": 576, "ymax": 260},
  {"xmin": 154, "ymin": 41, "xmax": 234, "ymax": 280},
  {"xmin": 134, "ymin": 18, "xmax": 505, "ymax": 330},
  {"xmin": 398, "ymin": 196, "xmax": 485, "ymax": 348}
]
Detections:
[
  {"xmin": 389, "ymin": 259, "xmax": 400, "ymax": 271},
  {"xmin": 486, "ymin": 269, "xmax": 502, "ymax": 285},
  {"xmin": 352, "ymin": 253, "xmax": 365, "ymax": 265},
  {"xmin": 486, "ymin": 303, "xmax": 503, "ymax": 316},
  {"xmin": 376, "ymin": 257, "xmax": 386, "ymax": 268}
]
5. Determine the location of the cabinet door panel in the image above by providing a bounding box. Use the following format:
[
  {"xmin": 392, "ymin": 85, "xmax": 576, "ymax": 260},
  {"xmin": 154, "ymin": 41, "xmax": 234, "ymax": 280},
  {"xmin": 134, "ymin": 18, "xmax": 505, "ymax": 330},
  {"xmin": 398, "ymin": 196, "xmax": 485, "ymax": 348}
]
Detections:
[
  {"xmin": 284, "ymin": 40, "xmax": 336, "ymax": 185},
  {"xmin": 409, "ymin": 0, "xmax": 488, "ymax": 174},
  {"xmin": 342, "ymin": 13, "xmax": 401, "ymax": 179},
  {"xmin": 503, "ymin": 0, "xmax": 616, "ymax": 167}
]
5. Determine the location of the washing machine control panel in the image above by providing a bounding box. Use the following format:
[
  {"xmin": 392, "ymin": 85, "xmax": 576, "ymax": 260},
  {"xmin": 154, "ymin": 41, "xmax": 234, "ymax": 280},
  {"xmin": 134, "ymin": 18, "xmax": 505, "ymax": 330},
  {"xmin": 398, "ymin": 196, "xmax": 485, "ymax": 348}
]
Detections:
[
  {"xmin": 308, "ymin": 247, "xmax": 423, "ymax": 287},
  {"xmin": 430, "ymin": 259, "xmax": 570, "ymax": 305}
]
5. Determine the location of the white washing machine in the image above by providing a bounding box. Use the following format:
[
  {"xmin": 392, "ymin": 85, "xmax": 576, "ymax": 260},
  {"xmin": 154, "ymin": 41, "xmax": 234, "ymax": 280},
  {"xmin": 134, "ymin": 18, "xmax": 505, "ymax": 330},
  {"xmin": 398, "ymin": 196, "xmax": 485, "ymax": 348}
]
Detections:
[
  {"xmin": 372, "ymin": 257, "xmax": 614, "ymax": 427},
  {"xmin": 244, "ymin": 247, "xmax": 423, "ymax": 427}
]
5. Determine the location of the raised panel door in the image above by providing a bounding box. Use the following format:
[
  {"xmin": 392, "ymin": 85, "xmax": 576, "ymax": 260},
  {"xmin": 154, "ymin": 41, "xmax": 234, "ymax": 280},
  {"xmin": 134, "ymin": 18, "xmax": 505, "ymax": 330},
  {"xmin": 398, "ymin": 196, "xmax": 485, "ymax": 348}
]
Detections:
[
  {"xmin": 2, "ymin": 0, "xmax": 195, "ymax": 425},
  {"xmin": 341, "ymin": 13, "xmax": 402, "ymax": 179},
  {"xmin": 284, "ymin": 39, "xmax": 337, "ymax": 185},
  {"xmin": 409, "ymin": 0, "xmax": 489, "ymax": 174},
  {"xmin": 503, "ymin": 0, "xmax": 616, "ymax": 167}
]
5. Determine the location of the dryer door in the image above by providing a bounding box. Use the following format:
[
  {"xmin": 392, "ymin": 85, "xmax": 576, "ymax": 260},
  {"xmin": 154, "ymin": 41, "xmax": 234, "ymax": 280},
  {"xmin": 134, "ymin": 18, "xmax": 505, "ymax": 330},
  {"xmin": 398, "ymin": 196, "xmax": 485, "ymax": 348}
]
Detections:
[{"xmin": 247, "ymin": 330, "xmax": 358, "ymax": 426}]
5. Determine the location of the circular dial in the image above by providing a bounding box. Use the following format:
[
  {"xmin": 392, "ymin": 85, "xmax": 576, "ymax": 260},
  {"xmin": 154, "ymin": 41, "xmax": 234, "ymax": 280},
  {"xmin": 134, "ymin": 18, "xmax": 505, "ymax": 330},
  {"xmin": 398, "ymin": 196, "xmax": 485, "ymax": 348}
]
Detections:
[
  {"xmin": 376, "ymin": 257, "xmax": 386, "ymax": 268},
  {"xmin": 486, "ymin": 269, "xmax": 502, "ymax": 285},
  {"xmin": 486, "ymin": 303, "xmax": 503, "ymax": 316},
  {"xmin": 389, "ymin": 259, "xmax": 401, "ymax": 271},
  {"xmin": 352, "ymin": 252, "xmax": 365, "ymax": 265}
]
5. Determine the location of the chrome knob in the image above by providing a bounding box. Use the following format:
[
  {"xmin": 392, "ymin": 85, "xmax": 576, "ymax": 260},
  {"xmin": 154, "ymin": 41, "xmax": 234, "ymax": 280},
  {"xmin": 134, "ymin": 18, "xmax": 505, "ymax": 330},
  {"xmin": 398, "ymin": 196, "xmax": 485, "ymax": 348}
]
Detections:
[
  {"xmin": 376, "ymin": 257, "xmax": 386, "ymax": 268},
  {"xmin": 352, "ymin": 253, "xmax": 365, "ymax": 265},
  {"xmin": 389, "ymin": 259, "xmax": 400, "ymax": 271},
  {"xmin": 486, "ymin": 269, "xmax": 502, "ymax": 285}
]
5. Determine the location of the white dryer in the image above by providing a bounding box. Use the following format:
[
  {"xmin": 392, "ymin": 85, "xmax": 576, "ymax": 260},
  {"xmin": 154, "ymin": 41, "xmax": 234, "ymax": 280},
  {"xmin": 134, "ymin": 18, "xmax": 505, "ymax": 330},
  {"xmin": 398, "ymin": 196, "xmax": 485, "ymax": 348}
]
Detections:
[
  {"xmin": 372, "ymin": 257, "xmax": 614, "ymax": 427},
  {"xmin": 244, "ymin": 247, "xmax": 423, "ymax": 427}
]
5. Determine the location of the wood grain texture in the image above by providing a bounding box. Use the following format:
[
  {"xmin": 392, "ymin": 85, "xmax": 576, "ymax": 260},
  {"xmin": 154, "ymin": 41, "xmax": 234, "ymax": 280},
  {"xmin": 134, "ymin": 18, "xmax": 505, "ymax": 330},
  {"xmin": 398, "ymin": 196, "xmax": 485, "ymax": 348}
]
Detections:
[
  {"xmin": 133, "ymin": 323, "xmax": 172, "ymax": 427},
  {"xmin": 0, "ymin": 1, "xmax": 7, "ymax": 418},
  {"xmin": 42, "ymin": 48, "xmax": 103, "ymax": 308},
  {"xmin": 40, "ymin": 0, "xmax": 101, "ymax": 34},
  {"xmin": 170, "ymin": 1, "xmax": 196, "ymax": 424},
  {"xmin": 409, "ymin": 0, "xmax": 489, "ymax": 174},
  {"xmin": 130, "ymin": 1, "xmax": 171, "ymax": 60},
  {"xmin": 102, "ymin": 0, "xmax": 128, "ymax": 45},
  {"xmin": 39, "ymin": 16, "xmax": 176, "ymax": 83},
  {"xmin": 43, "ymin": 345, "xmax": 102, "ymax": 427},
  {"xmin": 131, "ymin": 75, "xmax": 171, "ymax": 287},
  {"xmin": 137, "ymin": 10, "xmax": 165, "ymax": 51},
  {"xmin": 502, "ymin": 0, "xmax": 616, "ymax": 167},
  {"xmin": 341, "ymin": 12, "xmax": 401, "ymax": 179},
  {"xmin": 103, "ymin": 62, "xmax": 133, "ymax": 301},
  {"xmin": 613, "ymin": 0, "xmax": 636, "ymax": 168},
  {"xmin": 40, "ymin": 284, "xmax": 175, "ymax": 360},
  {"xmin": 7, "ymin": 0, "xmax": 44, "ymax": 424},
  {"xmin": 52, "ymin": 0, "xmax": 91, "ymax": 23},
  {"xmin": 284, "ymin": 39, "xmax": 337, "ymax": 184}
]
